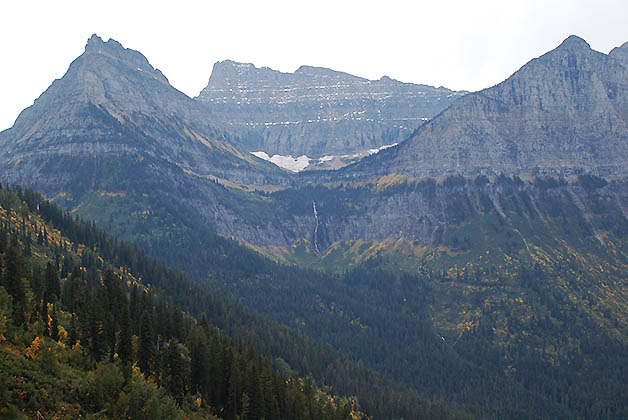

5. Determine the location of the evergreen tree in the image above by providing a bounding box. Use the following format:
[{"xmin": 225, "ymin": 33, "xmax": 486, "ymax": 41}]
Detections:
[
  {"xmin": 118, "ymin": 301, "xmax": 133, "ymax": 365},
  {"xmin": 50, "ymin": 304, "xmax": 59, "ymax": 342},
  {"xmin": 189, "ymin": 326, "xmax": 210, "ymax": 397},
  {"xmin": 0, "ymin": 228, "xmax": 7, "ymax": 254},
  {"xmin": 44, "ymin": 261, "xmax": 60, "ymax": 302},
  {"xmin": 161, "ymin": 340, "xmax": 189, "ymax": 404},
  {"xmin": 138, "ymin": 310, "xmax": 155, "ymax": 378},
  {"xmin": 69, "ymin": 313, "xmax": 78, "ymax": 346},
  {"xmin": 3, "ymin": 242, "xmax": 27, "ymax": 326},
  {"xmin": 89, "ymin": 301, "xmax": 106, "ymax": 362},
  {"xmin": 30, "ymin": 265, "xmax": 44, "ymax": 310},
  {"xmin": 41, "ymin": 297, "xmax": 49, "ymax": 337},
  {"xmin": 129, "ymin": 285, "xmax": 140, "ymax": 335}
]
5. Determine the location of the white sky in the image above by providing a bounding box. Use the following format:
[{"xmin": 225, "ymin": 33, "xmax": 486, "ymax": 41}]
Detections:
[{"xmin": 1, "ymin": 0, "xmax": 627, "ymax": 131}]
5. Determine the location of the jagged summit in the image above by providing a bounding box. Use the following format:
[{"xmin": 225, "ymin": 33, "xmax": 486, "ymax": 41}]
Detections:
[
  {"xmin": 84, "ymin": 33, "xmax": 125, "ymax": 52},
  {"xmin": 86, "ymin": 33, "xmax": 104, "ymax": 48},
  {"xmin": 80, "ymin": 34, "xmax": 169, "ymax": 84}
]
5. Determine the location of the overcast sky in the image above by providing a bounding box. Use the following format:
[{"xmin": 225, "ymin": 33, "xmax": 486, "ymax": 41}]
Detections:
[{"xmin": 1, "ymin": 0, "xmax": 627, "ymax": 131}]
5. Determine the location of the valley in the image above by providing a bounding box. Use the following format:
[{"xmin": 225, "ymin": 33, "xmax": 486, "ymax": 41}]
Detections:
[{"xmin": 1, "ymin": 33, "xmax": 628, "ymax": 419}]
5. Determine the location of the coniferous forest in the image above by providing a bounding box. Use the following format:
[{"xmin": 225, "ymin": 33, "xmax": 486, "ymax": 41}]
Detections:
[{"xmin": 0, "ymin": 184, "xmax": 472, "ymax": 419}]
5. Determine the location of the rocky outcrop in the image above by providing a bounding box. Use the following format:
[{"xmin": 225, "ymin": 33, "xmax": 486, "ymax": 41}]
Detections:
[
  {"xmin": 338, "ymin": 36, "xmax": 628, "ymax": 181},
  {"xmin": 610, "ymin": 41, "xmax": 628, "ymax": 69},
  {"xmin": 196, "ymin": 60, "xmax": 465, "ymax": 157},
  {"xmin": 205, "ymin": 176, "xmax": 628, "ymax": 255}
]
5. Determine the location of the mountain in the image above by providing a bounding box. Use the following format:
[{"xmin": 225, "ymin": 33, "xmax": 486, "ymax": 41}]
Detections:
[
  {"xmin": 339, "ymin": 35, "xmax": 628, "ymax": 180},
  {"xmin": 0, "ymin": 34, "xmax": 299, "ymax": 263},
  {"xmin": 610, "ymin": 40, "xmax": 628, "ymax": 68},
  {"xmin": 196, "ymin": 60, "xmax": 465, "ymax": 158},
  {"xmin": 2, "ymin": 33, "xmax": 628, "ymax": 419},
  {"xmin": 0, "ymin": 35, "xmax": 288, "ymax": 191}
]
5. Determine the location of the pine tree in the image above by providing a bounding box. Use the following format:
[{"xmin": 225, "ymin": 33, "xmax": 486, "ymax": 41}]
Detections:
[
  {"xmin": 138, "ymin": 310, "xmax": 155, "ymax": 378},
  {"xmin": 228, "ymin": 352, "xmax": 243, "ymax": 419},
  {"xmin": 189, "ymin": 326, "xmax": 210, "ymax": 397},
  {"xmin": 50, "ymin": 304, "xmax": 59, "ymax": 342},
  {"xmin": 44, "ymin": 261, "xmax": 60, "ymax": 302},
  {"xmin": 117, "ymin": 302, "xmax": 132, "ymax": 365},
  {"xmin": 89, "ymin": 302, "xmax": 106, "ymax": 362},
  {"xmin": 69, "ymin": 314, "xmax": 78, "ymax": 346},
  {"xmin": 3, "ymin": 242, "xmax": 27, "ymax": 326},
  {"xmin": 41, "ymin": 297, "xmax": 49, "ymax": 337},
  {"xmin": 129, "ymin": 285, "xmax": 139, "ymax": 335},
  {"xmin": 161, "ymin": 340, "xmax": 188, "ymax": 404}
]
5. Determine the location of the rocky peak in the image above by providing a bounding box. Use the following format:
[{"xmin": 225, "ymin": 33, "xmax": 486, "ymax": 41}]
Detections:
[
  {"xmin": 81, "ymin": 34, "xmax": 169, "ymax": 84},
  {"xmin": 556, "ymin": 35, "xmax": 591, "ymax": 52},
  {"xmin": 610, "ymin": 40, "xmax": 628, "ymax": 69}
]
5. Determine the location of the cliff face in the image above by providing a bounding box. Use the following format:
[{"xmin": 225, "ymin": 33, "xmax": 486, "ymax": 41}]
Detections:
[
  {"xmin": 205, "ymin": 176, "xmax": 628, "ymax": 257},
  {"xmin": 610, "ymin": 41, "xmax": 628, "ymax": 69},
  {"xmin": 196, "ymin": 60, "xmax": 465, "ymax": 157},
  {"xmin": 338, "ymin": 36, "xmax": 628, "ymax": 180},
  {"xmin": 0, "ymin": 35, "xmax": 290, "ymax": 191}
]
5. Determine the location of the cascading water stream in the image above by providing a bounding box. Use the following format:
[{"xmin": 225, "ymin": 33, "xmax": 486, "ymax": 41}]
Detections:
[{"xmin": 312, "ymin": 200, "xmax": 321, "ymax": 255}]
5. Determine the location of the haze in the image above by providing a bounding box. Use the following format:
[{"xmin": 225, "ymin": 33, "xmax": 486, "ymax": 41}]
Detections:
[{"xmin": 1, "ymin": 0, "xmax": 627, "ymax": 131}]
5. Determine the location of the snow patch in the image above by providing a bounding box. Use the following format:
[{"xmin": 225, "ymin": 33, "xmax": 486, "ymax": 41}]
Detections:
[
  {"xmin": 367, "ymin": 143, "xmax": 398, "ymax": 155},
  {"xmin": 252, "ymin": 151, "xmax": 311, "ymax": 172},
  {"xmin": 251, "ymin": 142, "xmax": 398, "ymax": 172}
]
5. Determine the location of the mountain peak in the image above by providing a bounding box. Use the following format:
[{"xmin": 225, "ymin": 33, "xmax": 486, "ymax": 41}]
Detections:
[
  {"xmin": 84, "ymin": 34, "xmax": 124, "ymax": 53},
  {"xmin": 610, "ymin": 40, "xmax": 628, "ymax": 68},
  {"xmin": 557, "ymin": 35, "xmax": 591, "ymax": 52},
  {"xmin": 86, "ymin": 34, "xmax": 104, "ymax": 48},
  {"xmin": 79, "ymin": 35, "xmax": 169, "ymax": 85}
]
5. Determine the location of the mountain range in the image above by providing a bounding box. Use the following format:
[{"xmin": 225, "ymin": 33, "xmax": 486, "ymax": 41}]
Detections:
[
  {"xmin": 1, "ymin": 33, "xmax": 628, "ymax": 419},
  {"xmin": 196, "ymin": 60, "xmax": 465, "ymax": 160}
]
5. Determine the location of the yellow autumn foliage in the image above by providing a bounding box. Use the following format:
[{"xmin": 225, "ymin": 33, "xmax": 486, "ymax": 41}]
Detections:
[{"xmin": 25, "ymin": 336, "xmax": 43, "ymax": 359}]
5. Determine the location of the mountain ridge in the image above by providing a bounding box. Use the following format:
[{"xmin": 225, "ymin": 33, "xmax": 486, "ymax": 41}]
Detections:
[
  {"xmin": 196, "ymin": 59, "xmax": 465, "ymax": 157},
  {"xmin": 333, "ymin": 35, "xmax": 628, "ymax": 181}
]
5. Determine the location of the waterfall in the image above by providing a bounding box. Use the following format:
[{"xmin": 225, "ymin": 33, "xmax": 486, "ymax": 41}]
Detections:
[{"xmin": 312, "ymin": 200, "xmax": 321, "ymax": 255}]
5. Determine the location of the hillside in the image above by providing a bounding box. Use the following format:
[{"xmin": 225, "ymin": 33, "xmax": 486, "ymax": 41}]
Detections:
[
  {"xmin": 208, "ymin": 175, "xmax": 628, "ymax": 419},
  {"xmin": 0, "ymin": 184, "xmax": 471, "ymax": 420}
]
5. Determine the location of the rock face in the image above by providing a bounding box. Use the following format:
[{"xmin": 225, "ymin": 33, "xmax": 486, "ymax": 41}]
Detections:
[
  {"xmin": 0, "ymin": 35, "xmax": 289, "ymax": 192},
  {"xmin": 340, "ymin": 36, "xmax": 628, "ymax": 180},
  {"xmin": 610, "ymin": 41, "xmax": 628, "ymax": 69},
  {"xmin": 205, "ymin": 175, "xmax": 628, "ymax": 258},
  {"xmin": 196, "ymin": 61, "xmax": 465, "ymax": 157}
]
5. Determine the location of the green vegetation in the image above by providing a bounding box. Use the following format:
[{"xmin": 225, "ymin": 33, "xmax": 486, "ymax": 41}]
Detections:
[
  {"xmin": 8, "ymin": 173, "xmax": 628, "ymax": 419},
  {"xmin": 0, "ymin": 186, "xmax": 361, "ymax": 420},
  {"xmin": 0, "ymin": 184, "xmax": 471, "ymax": 420}
]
